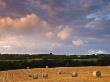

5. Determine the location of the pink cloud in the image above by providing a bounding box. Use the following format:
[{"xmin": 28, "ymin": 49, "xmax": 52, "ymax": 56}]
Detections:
[
  {"xmin": 72, "ymin": 39, "xmax": 83, "ymax": 46},
  {"xmin": 57, "ymin": 25, "xmax": 72, "ymax": 40},
  {"xmin": 0, "ymin": 13, "xmax": 49, "ymax": 32},
  {"xmin": 0, "ymin": 0, "xmax": 6, "ymax": 10},
  {"xmin": 46, "ymin": 32, "xmax": 53, "ymax": 39}
]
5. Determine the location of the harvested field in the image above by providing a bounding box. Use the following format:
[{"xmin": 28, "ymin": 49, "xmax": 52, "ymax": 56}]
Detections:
[{"xmin": 0, "ymin": 66, "xmax": 110, "ymax": 82}]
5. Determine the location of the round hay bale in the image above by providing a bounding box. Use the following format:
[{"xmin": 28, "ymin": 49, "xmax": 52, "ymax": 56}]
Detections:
[
  {"xmin": 72, "ymin": 72, "xmax": 78, "ymax": 77},
  {"xmin": 28, "ymin": 72, "xmax": 33, "ymax": 77},
  {"xmin": 32, "ymin": 74, "xmax": 38, "ymax": 79},
  {"xmin": 27, "ymin": 67, "xmax": 30, "ymax": 69},
  {"xmin": 57, "ymin": 70, "xmax": 63, "ymax": 74},
  {"xmin": 46, "ymin": 66, "xmax": 48, "ymax": 68},
  {"xmin": 43, "ymin": 73, "xmax": 48, "ymax": 78},
  {"xmin": 93, "ymin": 71, "xmax": 101, "ymax": 77}
]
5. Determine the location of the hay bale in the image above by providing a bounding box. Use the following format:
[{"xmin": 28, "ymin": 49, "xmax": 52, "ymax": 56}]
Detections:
[
  {"xmin": 46, "ymin": 66, "xmax": 48, "ymax": 68},
  {"xmin": 27, "ymin": 67, "xmax": 30, "ymax": 69},
  {"xmin": 32, "ymin": 74, "xmax": 38, "ymax": 79},
  {"xmin": 28, "ymin": 72, "xmax": 33, "ymax": 77},
  {"xmin": 57, "ymin": 70, "xmax": 63, "ymax": 74},
  {"xmin": 93, "ymin": 71, "xmax": 101, "ymax": 77},
  {"xmin": 72, "ymin": 72, "xmax": 78, "ymax": 77},
  {"xmin": 43, "ymin": 73, "xmax": 48, "ymax": 78}
]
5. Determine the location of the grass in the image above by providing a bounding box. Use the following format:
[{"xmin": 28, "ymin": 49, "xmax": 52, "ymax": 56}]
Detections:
[{"xmin": 73, "ymin": 58, "xmax": 97, "ymax": 61}]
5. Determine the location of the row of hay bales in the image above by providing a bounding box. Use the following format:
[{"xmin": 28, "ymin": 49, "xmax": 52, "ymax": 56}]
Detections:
[
  {"xmin": 28, "ymin": 72, "xmax": 48, "ymax": 79},
  {"xmin": 57, "ymin": 70, "xmax": 101, "ymax": 78},
  {"xmin": 27, "ymin": 67, "xmax": 48, "ymax": 79},
  {"xmin": 27, "ymin": 67, "xmax": 101, "ymax": 79},
  {"xmin": 28, "ymin": 71, "xmax": 101, "ymax": 79},
  {"xmin": 72, "ymin": 71, "xmax": 101, "ymax": 77}
]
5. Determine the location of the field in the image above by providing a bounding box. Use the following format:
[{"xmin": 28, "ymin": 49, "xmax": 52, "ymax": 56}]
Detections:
[{"xmin": 0, "ymin": 66, "xmax": 110, "ymax": 82}]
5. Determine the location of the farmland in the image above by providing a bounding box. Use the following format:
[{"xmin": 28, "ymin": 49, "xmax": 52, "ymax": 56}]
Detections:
[{"xmin": 0, "ymin": 66, "xmax": 110, "ymax": 82}]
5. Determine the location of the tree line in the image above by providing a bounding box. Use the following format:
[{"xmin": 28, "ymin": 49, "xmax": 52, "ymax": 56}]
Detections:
[{"xmin": 0, "ymin": 53, "xmax": 110, "ymax": 71}]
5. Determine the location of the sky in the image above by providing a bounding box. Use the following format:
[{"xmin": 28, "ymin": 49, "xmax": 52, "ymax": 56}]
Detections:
[{"xmin": 0, "ymin": 0, "xmax": 110, "ymax": 55}]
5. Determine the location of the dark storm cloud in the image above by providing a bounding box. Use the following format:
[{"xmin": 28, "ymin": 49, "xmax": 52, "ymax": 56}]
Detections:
[{"xmin": 27, "ymin": 0, "xmax": 108, "ymax": 24}]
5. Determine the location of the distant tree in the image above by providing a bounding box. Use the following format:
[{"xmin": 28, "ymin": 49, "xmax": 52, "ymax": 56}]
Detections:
[{"xmin": 97, "ymin": 55, "xmax": 110, "ymax": 66}]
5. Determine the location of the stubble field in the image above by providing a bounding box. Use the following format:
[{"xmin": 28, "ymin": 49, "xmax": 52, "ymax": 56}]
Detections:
[{"xmin": 0, "ymin": 66, "xmax": 110, "ymax": 82}]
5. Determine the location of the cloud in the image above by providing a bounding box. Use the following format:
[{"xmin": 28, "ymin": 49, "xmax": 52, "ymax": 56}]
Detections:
[
  {"xmin": 28, "ymin": 0, "xmax": 105, "ymax": 24},
  {"xmin": 57, "ymin": 25, "xmax": 72, "ymax": 40},
  {"xmin": 0, "ymin": 34, "xmax": 49, "ymax": 54},
  {"xmin": 0, "ymin": 13, "xmax": 51, "ymax": 53},
  {"xmin": 0, "ymin": 0, "xmax": 107, "ymax": 24},
  {"xmin": 88, "ymin": 49, "xmax": 106, "ymax": 55},
  {"xmin": 72, "ymin": 39, "xmax": 83, "ymax": 46},
  {"xmin": 84, "ymin": 2, "xmax": 110, "ymax": 39},
  {"xmin": 86, "ymin": 2, "xmax": 110, "ymax": 21},
  {"xmin": 46, "ymin": 32, "xmax": 53, "ymax": 39},
  {"xmin": 85, "ymin": 20, "xmax": 106, "ymax": 29},
  {"xmin": 0, "ymin": 0, "xmax": 110, "ymax": 54},
  {"xmin": 0, "ymin": 35, "xmax": 16, "ymax": 52},
  {"xmin": 0, "ymin": 13, "xmax": 49, "ymax": 33},
  {"xmin": 0, "ymin": 0, "xmax": 6, "ymax": 9},
  {"xmin": 0, "ymin": 45, "xmax": 10, "ymax": 48}
]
